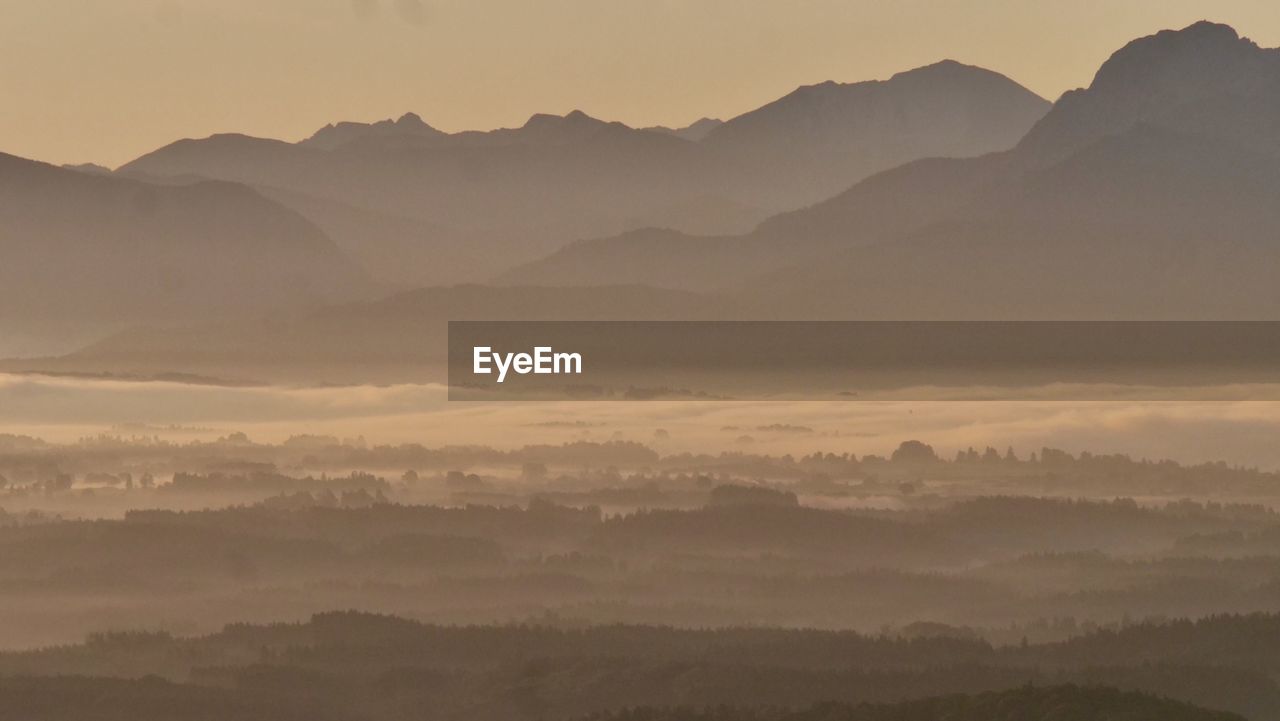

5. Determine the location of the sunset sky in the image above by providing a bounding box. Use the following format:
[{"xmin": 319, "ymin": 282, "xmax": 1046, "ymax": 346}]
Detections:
[{"xmin": 3, "ymin": 0, "xmax": 1278, "ymax": 167}]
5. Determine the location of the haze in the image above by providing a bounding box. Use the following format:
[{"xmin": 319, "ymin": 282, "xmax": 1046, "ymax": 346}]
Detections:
[
  {"xmin": 4, "ymin": 0, "xmax": 1279, "ymax": 167},
  {"xmin": 10, "ymin": 11, "xmax": 1280, "ymax": 719}
]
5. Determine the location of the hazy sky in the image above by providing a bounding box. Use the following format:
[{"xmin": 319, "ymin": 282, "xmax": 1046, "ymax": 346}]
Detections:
[{"xmin": 3, "ymin": 1, "xmax": 1278, "ymax": 167}]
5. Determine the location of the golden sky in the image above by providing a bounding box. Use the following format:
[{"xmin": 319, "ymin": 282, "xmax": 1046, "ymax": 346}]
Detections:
[{"xmin": 3, "ymin": 1, "xmax": 1278, "ymax": 167}]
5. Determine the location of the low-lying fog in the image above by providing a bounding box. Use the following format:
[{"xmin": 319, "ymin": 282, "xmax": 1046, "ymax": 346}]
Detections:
[{"xmin": 4, "ymin": 372, "xmax": 1280, "ymax": 469}]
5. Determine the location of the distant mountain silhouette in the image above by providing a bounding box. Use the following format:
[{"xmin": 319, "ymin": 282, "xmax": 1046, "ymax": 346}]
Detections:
[
  {"xmin": 27, "ymin": 23, "xmax": 1280, "ymax": 371},
  {"xmin": 507, "ymin": 22, "xmax": 1280, "ymax": 319},
  {"xmin": 116, "ymin": 65, "xmax": 1046, "ymax": 286},
  {"xmin": 738, "ymin": 21, "xmax": 1280, "ymax": 318},
  {"xmin": 0, "ymin": 152, "xmax": 365, "ymax": 353}
]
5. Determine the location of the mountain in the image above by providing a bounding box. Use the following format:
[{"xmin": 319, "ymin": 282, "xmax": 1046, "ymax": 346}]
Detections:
[
  {"xmin": 703, "ymin": 60, "xmax": 1051, "ymax": 205},
  {"xmin": 738, "ymin": 21, "xmax": 1280, "ymax": 319},
  {"xmin": 506, "ymin": 22, "xmax": 1280, "ymax": 319},
  {"xmin": 1017, "ymin": 21, "xmax": 1280, "ymax": 163},
  {"xmin": 116, "ymin": 65, "xmax": 1047, "ymax": 287},
  {"xmin": 0, "ymin": 152, "xmax": 365, "ymax": 354}
]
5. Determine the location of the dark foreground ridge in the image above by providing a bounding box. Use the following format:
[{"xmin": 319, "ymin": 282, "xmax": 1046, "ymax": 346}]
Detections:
[
  {"xmin": 0, "ymin": 679, "xmax": 1243, "ymax": 721},
  {"xmin": 2, "ymin": 612, "xmax": 1279, "ymax": 720}
]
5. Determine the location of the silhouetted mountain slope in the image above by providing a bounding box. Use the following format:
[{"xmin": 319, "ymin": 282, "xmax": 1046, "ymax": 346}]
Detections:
[
  {"xmin": 117, "ymin": 65, "xmax": 1045, "ymax": 286},
  {"xmin": 741, "ymin": 123, "xmax": 1280, "ymax": 319},
  {"xmin": 501, "ymin": 153, "xmax": 1016, "ymax": 290},
  {"xmin": 0, "ymin": 152, "xmax": 364, "ymax": 335}
]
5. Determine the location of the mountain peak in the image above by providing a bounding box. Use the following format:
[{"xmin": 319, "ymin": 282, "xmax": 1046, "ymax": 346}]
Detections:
[
  {"xmin": 886, "ymin": 59, "xmax": 1036, "ymax": 92},
  {"xmin": 395, "ymin": 112, "xmax": 430, "ymax": 128},
  {"xmin": 891, "ymin": 58, "xmax": 970, "ymax": 77},
  {"xmin": 1090, "ymin": 21, "xmax": 1253, "ymax": 93},
  {"xmin": 1016, "ymin": 21, "xmax": 1278, "ymax": 163}
]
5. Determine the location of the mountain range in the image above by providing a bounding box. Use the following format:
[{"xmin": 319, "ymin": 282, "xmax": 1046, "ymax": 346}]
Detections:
[
  {"xmin": 5, "ymin": 20, "xmax": 1279, "ymax": 376},
  {"xmin": 112, "ymin": 61, "xmax": 1048, "ymax": 286}
]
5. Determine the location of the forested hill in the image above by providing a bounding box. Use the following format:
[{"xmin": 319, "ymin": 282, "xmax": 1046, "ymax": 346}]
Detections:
[{"xmin": 4, "ymin": 612, "xmax": 1280, "ymax": 720}]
